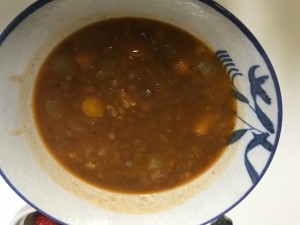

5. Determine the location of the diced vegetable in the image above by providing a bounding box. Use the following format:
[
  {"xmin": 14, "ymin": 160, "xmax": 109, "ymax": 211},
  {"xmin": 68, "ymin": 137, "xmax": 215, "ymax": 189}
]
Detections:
[
  {"xmin": 191, "ymin": 145, "xmax": 202, "ymax": 158},
  {"xmin": 193, "ymin": 114, "xmax": 214, "ymax": 136},
  {"xmin": 119, "ymin": 90, "xmax": 136, "ymax": 109},
  {"xmin": 173, "ymin": 58, "xmax": 190, "ymax": 74},
  {"xmin": 52, "ymin": 56, "xmax": 73, "ymax": 75},
  {"xmin": 82, "ymin": 97, "xmax": 104, "ymax": 118},
  {"xmin": 148, "ymin": 158, "xmax": 164, "ymax": 170},
  {"xmin": 45, "ymin": 100, "xmax": 61, "ymax": 120},
  {"xmin": 84, "ymin": 161, "xmax": 96, "ymax": 170},
  {"xmin": 74, "ymin": 51, "xmax": 95, "ymax": 69}
]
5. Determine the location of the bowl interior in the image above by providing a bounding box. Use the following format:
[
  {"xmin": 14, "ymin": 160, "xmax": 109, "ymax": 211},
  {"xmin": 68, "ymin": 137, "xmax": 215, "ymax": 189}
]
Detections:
[{"xmin": 0, "ymin": 0, "xmax": 282, "ymax": 225}]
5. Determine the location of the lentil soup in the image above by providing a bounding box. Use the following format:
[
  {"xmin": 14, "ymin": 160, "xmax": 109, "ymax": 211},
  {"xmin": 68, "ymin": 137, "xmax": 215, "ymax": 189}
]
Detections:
[{"xmin": 33, "ymin": 18, "xmax": 236, "ymax": 194}]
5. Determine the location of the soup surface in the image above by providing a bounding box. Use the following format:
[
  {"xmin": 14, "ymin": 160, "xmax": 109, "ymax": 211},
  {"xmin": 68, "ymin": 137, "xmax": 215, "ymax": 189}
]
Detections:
[{"xmin": 33, "ymin": 18, "xmax": 236, "ymax": 193}]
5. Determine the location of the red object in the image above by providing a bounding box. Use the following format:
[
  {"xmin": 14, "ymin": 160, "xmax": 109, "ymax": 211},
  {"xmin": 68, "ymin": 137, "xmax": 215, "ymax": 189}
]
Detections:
[{"xmin": 35, "ymin": 214, "xmax": 58, "ymax": 225}]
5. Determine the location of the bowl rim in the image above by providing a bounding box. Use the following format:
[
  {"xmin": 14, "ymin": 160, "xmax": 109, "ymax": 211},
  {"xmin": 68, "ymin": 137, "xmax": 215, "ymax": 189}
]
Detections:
[{"xmin": 0, "ymin": 0, "xmax": 283, "ymax": 224}]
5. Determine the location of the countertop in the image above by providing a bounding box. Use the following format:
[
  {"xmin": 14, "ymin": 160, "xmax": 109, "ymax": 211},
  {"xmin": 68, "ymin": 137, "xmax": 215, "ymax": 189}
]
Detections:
[{"xmin": 1, "ymin": 1, "xmax": 299, "ymax": 224}]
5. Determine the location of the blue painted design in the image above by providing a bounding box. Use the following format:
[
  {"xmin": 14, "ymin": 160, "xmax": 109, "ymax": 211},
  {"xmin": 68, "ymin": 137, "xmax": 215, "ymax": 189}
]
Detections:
[
  {"xmin": 216, "ymin": 50, "xmax": 275, "ymax": 183},
  {"xmin": 229, "ymin": 129, "xmax": 248, "ymax": 144}
]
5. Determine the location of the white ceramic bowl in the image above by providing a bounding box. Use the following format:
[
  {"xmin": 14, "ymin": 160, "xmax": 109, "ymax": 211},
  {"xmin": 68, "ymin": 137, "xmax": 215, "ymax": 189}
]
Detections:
[{"xmin": 0, "ymin": 0, "xmax": 282, "ymax": 224}]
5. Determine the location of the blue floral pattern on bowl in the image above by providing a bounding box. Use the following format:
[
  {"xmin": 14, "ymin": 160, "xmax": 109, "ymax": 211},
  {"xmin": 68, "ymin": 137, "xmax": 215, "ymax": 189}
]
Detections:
[{"xmin": 217, "ymin": 49, "xmax": 277, "ymax": 183}]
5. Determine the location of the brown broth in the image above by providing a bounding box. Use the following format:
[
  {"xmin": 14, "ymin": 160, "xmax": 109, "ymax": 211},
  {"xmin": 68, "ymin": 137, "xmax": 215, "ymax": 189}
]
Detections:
[{"xmin": 33, "ymin": 18, "xmax": 236, "ymax": 194}]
